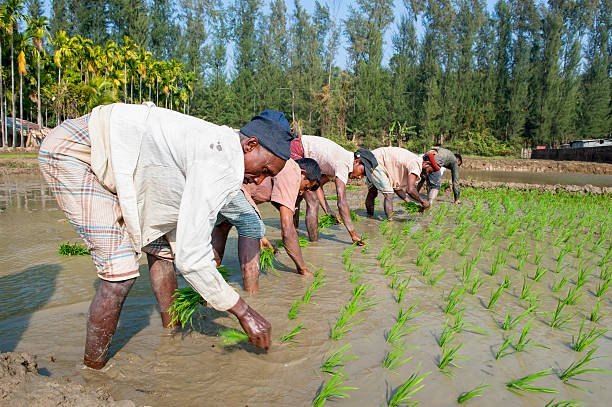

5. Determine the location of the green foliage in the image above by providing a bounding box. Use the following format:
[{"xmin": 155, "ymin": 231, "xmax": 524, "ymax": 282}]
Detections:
[
  {"xmin": 318, "ymin": 214, "xmax": 339, "ymax": 231},
  {"xmin": 260, "ymin": 247, "xmax": 280, "ymax": 275},
  {"xmin": 312, "ymin": 368, "xmax": 357, "ymax": 407},
  {"xmin": 321, "ymin": 344, "xmax": 358, "ymax": 375},
  {"xmin": 457, "ymin": 384, "xmax": 493, "ymax": 404},
  {"xmin": 218, "ymin": 328, "xmax": 249, "ymax": 345},
  {"xmin": 559, "ymin": 347, "xmax": 612, "ymax": 390},
  {"xmin": 505, "ymin": 369, "xmax": 558, "ymax": 395},
  {"xmin": 400, "ymin": 201, "xmax": 420, "ymax": 213},
  {"xmin": 386, "ymin": 364, "xmax": 430, "ymax": 407},
  {"xmin": 58, "ymin": 242, "xmax": 89, "ymax": 256},
  {"xmin": 168, "ymin": 287, "xmax": 204, "ymax": 328}
]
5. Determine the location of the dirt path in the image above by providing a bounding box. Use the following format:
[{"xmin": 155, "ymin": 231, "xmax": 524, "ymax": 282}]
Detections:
[
  {"xmin": 0, "ymin": 352, "xmax": 134, "ymax": 407},
  {"xmin": 463, "ymin": 157, "xmax": 612, "ymax": 175}
]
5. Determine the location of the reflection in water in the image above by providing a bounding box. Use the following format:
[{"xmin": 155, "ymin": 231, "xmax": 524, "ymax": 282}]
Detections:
[{"xmin": 462, "ymin": 169, "xmax": 612, "ymax": 187}]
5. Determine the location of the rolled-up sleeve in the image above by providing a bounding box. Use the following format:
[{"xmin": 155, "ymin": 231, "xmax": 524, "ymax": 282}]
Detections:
[{"xmin": 174, "ymin": 160, "xmax": 240, "ymax": 311}]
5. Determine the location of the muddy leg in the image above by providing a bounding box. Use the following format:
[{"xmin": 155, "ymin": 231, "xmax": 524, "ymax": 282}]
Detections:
[
  {"xmin": 238, "ymin": 235, "xmax": 260, "ymax": 293},
  {"xmin": 304, "ymin": 190, "xmax": 319, "ymax": 242},
  {"xmin": 84, "ymin": 277, "xmax": 136, "ymax": 369},
  {"xmin": 293, "ymin": 195, "xmax": 304, "ymax": 229},
  {"xmin": 212, "ymin": 221, "xmax": 233, "ymax": 266},
  {"xmin": 147, "ymin": 254, "xmax": 178, "ymax": 329}
]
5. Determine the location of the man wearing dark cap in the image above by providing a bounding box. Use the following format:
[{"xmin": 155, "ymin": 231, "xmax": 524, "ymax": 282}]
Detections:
[
  {"xmin": 38, "ymin": 103, "xmax": 290, "ymax": 369},
  {"xmin": 212, "ymin": 110, "xmax": 298, "ymax": 292},
  {"xmin": 291, "ymin": 136, "xmax": 372, "ymax": 245},
  {"xmin": 417, "ymin": 147, "xmax": 463, "ymax": 204},
  {"xmin": 364, "ymin": 147, "xmax": 437, "ymax": 219}
]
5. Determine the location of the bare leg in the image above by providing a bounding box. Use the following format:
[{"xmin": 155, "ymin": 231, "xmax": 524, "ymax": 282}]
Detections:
[
  {"xmin": 428, "ymin": 189, "xmax": 439, "ymax": 203},
  {"xmin": 365, "ymin": 186, "xmax": 378, "ymax": 216},
  {"xmin": 84, "ymin": 277, "xmax": 136, "ymax": 369},
  {"xmin": 304, "ymin": 190, "xmax": 320, "ymax": 242},
  {"xmin": 238, "ymin": 235, "xmax": 260, "ymax": 293},
  {"xmin": 147, "ymin": 254, "xmax": 178, "ymax": 329},
  {"xmin": 211, "ymin": 221, "xmax": 233, "ymax": 266}
]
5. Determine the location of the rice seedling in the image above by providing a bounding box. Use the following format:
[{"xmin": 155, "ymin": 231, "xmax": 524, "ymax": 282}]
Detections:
[
  {"xmin": 437, "ymin": 343, "xmax": 467, "ymax": 375},
  {"xmin": 466, "ymin": 273, "xmax": 488, "ymax": 295},
  {"xmin": 533, "ymin": 245, "xmax": 546, "ymax": 265},
  {"xmin": 575, "ymin": 241, "xmax": 585, "ymax": 259},
  {"xmin": 557, "ymin": 246, "xmax": 570, "ymax": 263},
  {"xmin": 260, "ymin": 247, "xmax": 280, "ymax": 275},
  {"xmin": 589, "ymin": 297, "xmax": 607, "ymax": 323},
  {"xmin": 520, "ymin": 275, "xmax": 536, "ymax": 300},
  {"xmin": 505, "ymin": 369, "xmax": 558, "ymax": 395},
  {"xmin": 552, "ymin": 272, "xmax": 574, "ymax": 293},
  {"xmin": 394, "ymin": 279, "xmax": 410, "ymax": 303},
  {"xmin": 533, "ymin": 265, "xmax": 547, "ymax": 282},
  {"xmin": 514, "ymin": 320, "xmax": 548, "ymax": 353},
  {"xmin": 349, "ymin": 209, "xmax": 359, "ymax": 222},
  {"xmin": 490, "ymin": 250, "xmax": 508, "ymax": 276},
  {"xmin": 595, "ymin": 276, "xmax": 611, "ymax": 297},
  {"xmin": 386, "ymin": 364, "xmax": 430, "ymax": 407},
  {"xmin": 487, "ymin": 284, "xmax": 505, "ymax": 310},
  {"xmin": 549, "ymin": 299, "xmax": 574, "ymax": 330},
  {"xmin": 330, "ymin": 284, "xmax": 380, "ymax": 340},
  {"xmin": 288, "ymin": 300, "xmax": 302, "ymax": 320},
  {"xmin": 501, "ymin": 306, "xmax": 526, "ymax": 331},
  {"xmin": 342, "ymin": 246, "xmax": 355, "ymax": 265},
  {"xmin": 600, "ymin": 264, "xmax": 612, "ymax": 281},
  {"xmin": 452, "ymin": 309, "xmax": 487, "ymax": 335},
  {"xmin": 318, "ymin": 213, "xmax": 339, "ymax": 231},
  {"xmin": 302, "ymin": 272, "xmax": 326, "ymax": 304},
  {"xmin": 382, "ymin": 341, "xmax": 412, "ymax": 371},
  {"xmin": 495, "ymin": 335, "xmax": 515, "ymax": 359},
  {"xmin": 218, "ymin": 328, "xmax": 249, "ymax": 345},
  {"xmin": 575, "ymin": 259, "xmax": 595, "ymax": 289},
  {"xmin": 326, "ymin": 195, "xmax": 338, "ymax": 200},
  {"xmin": 516, "ymin": 254, "xmax": 527, "ymax": 273},
  {"xmin": 321, "ymin": 344, "xmax": 358, "ymax": 375},
  {"xmin": 58, "ymin": 242, "xmax": 89, "ymax": 256},
  {"xmin": 312, "ymin": 367, "xmax": 357, "ymax": 407},
  {"xmin": 444, "ymin": 283, "xmax": 466, "ymax": 315},
  {"xmin": 276, "ymin": 236, "xmax": 311, "ymax": 248},
  {"xmin": 438, "ymin": 319, "xmax": 458, "ymax": 347},
  {"xmin": 459, "ymin": 258, "xmax": 476, "ymax": 284},
  {"xmin": 572, "ymin": 318, "xmax": 608, "ymax": 352},
  {"xmin": 544, "ymin": 399, "xmax": 584, "ymax": 407},
  {"xmin": 400, "ymin": 201, "xmax": 420, "ymax": 213},
  {"xmin": 562, "ymin": 286, "xmax": 583, "ymax": 306},
  {"xmin": 280, "ymin": 324, "xmax": 306, "ymax": 346},
  {"xmin": 387, "ymin": 302, "xmax": 422, "ymax": 344},
  {"xmin": 457, "ymin": 384, "xmax": 493, "ymax": 404},
  {"xmin": 459, "ymin": 239, "xmax": 473, "ymax": 256},
  {"xmin": 502, "ymin": 272, "xmax": 512, "ymax": 288},
  {"xmin": 559, "ymin": 347, "xmax": 612, "ymax": 390},
  {"xmin": 169, "ymin": 287, "xmax": 205, "ymax": 328},
  {"xmin": 427, "ymin": 269, "xmax": 447, "ymax": 286}
]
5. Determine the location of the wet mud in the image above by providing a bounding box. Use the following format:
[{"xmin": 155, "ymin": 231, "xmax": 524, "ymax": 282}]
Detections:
[{"xmin": 1, "ymin": 175, "xmax": 611, "ymax": 406}]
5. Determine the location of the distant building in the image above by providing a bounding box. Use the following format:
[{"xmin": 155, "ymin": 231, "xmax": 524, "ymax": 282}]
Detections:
[{"xmin": 563, "ymin": 138, "xmax": 612, "ymax": 149}]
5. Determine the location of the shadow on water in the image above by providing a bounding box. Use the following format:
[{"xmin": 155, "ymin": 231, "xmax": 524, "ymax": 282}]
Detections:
[{"xmin": 0, "ymin": 264, "xmax": 61, "ymax": 352}]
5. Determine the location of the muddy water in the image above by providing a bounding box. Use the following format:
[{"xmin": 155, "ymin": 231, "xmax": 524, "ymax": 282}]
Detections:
[
  {"xmin": 462, "ymin": 169, "xmax": 612, "ymax": 187},
  {"xmin": 1, "ymin": 175, "xmax": 611, "ymax": 406}
]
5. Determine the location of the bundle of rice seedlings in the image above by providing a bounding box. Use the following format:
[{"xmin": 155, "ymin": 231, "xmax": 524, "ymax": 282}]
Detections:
[
  {"xmin": 318, "ymin": 213, "xmax": 340, "ymax": 231},
  {"xmin": 218, "ymin": 328, "xmax": 249, "ymax": 345},
  {"xmin": 260, "ymin": 247, "xmax": 280, "ymax": 275},
  {"xmin": 276, "ymin": 236, "xmax": 310, "ymax": 248},
  {"xmin": 58, "ymin": 242, "xmax": 89, "ymax": 256},
  {"xmin": 400, "ymin": 201, "xmax": 420, "ymax": 213},
  {"xmin": 168, "ymin": 287, "xmax": 206, "ymax": 328}
]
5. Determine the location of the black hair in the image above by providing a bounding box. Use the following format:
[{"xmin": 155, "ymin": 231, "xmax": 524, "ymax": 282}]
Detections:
[
  {"xmin": 454, "ymin": 153, "xmax": 463, "ymax": 166},
  {"xmin": 296, "ymin": 158, "xmax": 321, "ymax": 191}
]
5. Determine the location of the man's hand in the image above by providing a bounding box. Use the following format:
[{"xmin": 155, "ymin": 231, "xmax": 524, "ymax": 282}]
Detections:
[
  {"xmin": 260, "ymin": 237, "xmax": 274, "ymax": 250},
  {"xmin": 228, "ymin": 298, "xmax": 271, "ymax": 350},
  {"xmin": 454, "ymin": 199, "xmax": 461, "ymax": 205},
  {"xmin": 332, "ymin": 213, "xmax": 343, "ymax": 224},
  {"xmin": 419, "ymin": 200, "xmax": 431, "ymax": 212},
  {"xmin": 350, "ymin": 231, "xmax": 365, "ymax": 246},
  {"xmin": 297, "ymin": 265, "xmax": 314, "ymax": 277}
]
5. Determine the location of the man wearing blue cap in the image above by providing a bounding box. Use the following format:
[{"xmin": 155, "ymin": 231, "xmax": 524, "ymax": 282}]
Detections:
[
  {"xmin": 38, "ymin": 103, "xmax": 292, "ymax": 369},
  {"xmin": 212, "ymin": 110, "xmax": 297, "ymax": 293}
]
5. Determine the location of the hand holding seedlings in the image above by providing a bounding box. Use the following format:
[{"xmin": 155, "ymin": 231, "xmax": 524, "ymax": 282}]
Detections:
[{"xmin": 228, "ymin": 298, "xmax": 271, "ymax": 350}]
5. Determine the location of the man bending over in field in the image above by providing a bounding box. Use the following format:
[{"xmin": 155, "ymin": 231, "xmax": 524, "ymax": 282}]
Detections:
[
  {"xmin": 242, "ymin": 157, "xmax": 322, "ymax": 276},
  {"xmin": 291, "ymin": 135, "xmax": 372, "ymax": 245},
  {"xmin": 417, "ymin": 147, "xmax": 462, "ymax": 204},
  {"xmin": 363, "ymin": 147, "xmax": 437, "ymax": 219},
  {"xmin": 39, "ymin": 103, "xmax": 291, "ymax": 369}
]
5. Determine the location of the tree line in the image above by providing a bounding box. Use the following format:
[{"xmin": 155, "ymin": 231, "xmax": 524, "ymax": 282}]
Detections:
[{"xmin": 1, "ymin": 0, "xmax": 611, "ymax": 156}]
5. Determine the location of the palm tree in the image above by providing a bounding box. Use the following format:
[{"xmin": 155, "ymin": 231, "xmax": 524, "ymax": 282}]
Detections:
[
  {"xmin": 121, "ymin": 36, "xmax": 136, "ymax": 103},
  {"xmin": 136, "ymin": 48, "xmax": 151, "ymax": 103},
  {"xmin": 5, "ymin": 0, "xmax": 24, "ymax": 147},
  {"xmin": 0, "ymin": 4, "xmax": 7, "ymax": 145},
  {"xmin": 26, "ymin": 15, "xmax": 49, "ymax": 130},
  {"xmin": 53, "ymin": 30, "xmax": 72, "ymax": 124},
  {"xmin": 16, "ymin": 33, "xmax": 27, "ymax": 147}
]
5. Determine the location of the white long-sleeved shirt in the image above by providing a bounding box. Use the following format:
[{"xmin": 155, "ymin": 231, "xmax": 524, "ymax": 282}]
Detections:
[{"xmin": 89, "ymin": 103, "xmax": 241, "ymax": 311}]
